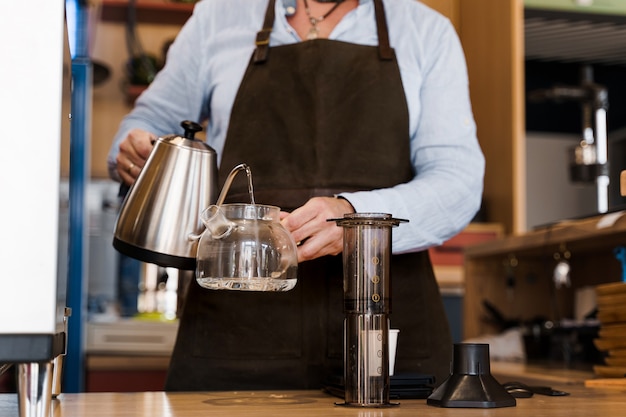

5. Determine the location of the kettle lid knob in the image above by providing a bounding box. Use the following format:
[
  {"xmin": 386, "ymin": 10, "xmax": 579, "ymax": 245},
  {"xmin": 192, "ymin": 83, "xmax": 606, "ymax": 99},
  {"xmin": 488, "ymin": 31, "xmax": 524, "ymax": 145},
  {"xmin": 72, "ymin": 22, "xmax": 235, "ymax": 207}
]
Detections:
[{"xmin": 181, "ymin": 120, "xmax": 203, "ymax": 139}]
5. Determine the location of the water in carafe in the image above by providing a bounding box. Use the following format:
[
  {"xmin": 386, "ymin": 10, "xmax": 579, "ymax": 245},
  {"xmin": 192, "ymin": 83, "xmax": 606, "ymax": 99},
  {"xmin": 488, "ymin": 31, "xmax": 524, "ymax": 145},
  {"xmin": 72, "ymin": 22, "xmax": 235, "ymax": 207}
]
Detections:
[{"xmin": 195, "ymin": 164, "xmax": 298, "ymax": 292}]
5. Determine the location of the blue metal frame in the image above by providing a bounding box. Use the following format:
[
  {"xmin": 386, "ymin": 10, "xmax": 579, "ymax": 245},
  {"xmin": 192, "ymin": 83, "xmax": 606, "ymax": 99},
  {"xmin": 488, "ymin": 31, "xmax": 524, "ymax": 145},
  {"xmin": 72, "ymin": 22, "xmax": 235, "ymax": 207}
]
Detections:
[{"xmin": 64, "ymin": 0, "xmax": 91, "ymax": 393}]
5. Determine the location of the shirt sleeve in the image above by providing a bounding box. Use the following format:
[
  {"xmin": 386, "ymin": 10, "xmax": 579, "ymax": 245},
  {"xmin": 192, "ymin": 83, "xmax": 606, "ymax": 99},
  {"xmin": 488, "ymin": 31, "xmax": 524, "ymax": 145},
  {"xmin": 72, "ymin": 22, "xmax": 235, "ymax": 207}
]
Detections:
[
  {"xmin": 106, "ymin": 3, "xmax": 209, "ymax": 178},
  {"xmin": 340, "ymin": 13, "xmax": 485, "ymax": 254}
]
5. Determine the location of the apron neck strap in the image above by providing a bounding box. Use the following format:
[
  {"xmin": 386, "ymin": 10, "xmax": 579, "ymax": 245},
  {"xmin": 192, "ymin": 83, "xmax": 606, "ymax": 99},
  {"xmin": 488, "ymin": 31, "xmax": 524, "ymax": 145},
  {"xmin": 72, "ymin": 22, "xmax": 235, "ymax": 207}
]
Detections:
[
  {"xmin": 254, "ymin": 0, "xmax": 393, "ymax": 63},
  {"xmin": 254, "ymin": 0, "xmax": 276, "ymax": 63},
  {"xmin": 373, "ymin": 0, "xmax": 393, "ymax": 60}
]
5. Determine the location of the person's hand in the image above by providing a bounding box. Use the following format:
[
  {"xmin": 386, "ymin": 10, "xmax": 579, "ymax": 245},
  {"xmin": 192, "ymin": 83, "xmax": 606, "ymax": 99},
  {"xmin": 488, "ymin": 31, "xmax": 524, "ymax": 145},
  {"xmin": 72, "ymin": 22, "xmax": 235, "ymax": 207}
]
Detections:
[
  {"xmin": 116, "ymin": 129, "xmax": 156, "ymax": 185},
  {"xmin": 281, "ymin": 196, "xmax": 355, "ymax": 263}
]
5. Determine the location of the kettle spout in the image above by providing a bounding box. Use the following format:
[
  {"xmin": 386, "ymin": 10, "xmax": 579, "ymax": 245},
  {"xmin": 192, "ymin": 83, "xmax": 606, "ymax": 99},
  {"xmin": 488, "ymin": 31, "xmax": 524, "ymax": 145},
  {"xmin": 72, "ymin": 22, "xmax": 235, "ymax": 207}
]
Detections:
[{"xmin": 216, "ymin": 163, "xmax": 252, "ymax": 206}]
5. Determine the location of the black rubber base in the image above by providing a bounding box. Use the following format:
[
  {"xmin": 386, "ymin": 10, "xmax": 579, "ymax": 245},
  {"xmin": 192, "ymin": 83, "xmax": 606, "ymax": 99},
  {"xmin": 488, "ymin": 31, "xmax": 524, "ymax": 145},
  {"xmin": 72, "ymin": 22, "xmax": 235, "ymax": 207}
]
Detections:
[
  {"xmin": 113, "ymin": 237, "xmax": 196, "ymax": 270},
  {"xmin": 427, "ymin": 343, "xmax": 516, "ymax": 409}
]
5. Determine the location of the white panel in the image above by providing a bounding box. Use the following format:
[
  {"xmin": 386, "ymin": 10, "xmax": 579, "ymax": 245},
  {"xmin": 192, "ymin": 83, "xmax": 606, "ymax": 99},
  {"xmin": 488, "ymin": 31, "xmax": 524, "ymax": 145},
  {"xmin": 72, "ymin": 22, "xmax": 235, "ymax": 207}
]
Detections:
[
  {"xmin": 0, "ymin": 1, "xmax": 65, "ymax": 333},
  {"xmin": 526, "ymin": 131, "xmax": 598, "ymax": 230}
]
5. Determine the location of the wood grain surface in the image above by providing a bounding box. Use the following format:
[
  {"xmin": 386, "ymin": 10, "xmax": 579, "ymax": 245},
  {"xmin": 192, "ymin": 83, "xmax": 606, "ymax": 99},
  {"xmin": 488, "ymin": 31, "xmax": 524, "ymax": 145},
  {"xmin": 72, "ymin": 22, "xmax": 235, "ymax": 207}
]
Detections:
[{"xmin": 2, "ymin": 386, "xmax": 626, "ymax": 417}]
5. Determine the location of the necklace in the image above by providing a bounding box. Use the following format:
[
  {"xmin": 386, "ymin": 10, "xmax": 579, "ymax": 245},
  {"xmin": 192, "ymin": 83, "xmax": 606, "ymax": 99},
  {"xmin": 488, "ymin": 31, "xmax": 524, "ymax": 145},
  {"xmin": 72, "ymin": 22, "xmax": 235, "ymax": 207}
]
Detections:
[{"xmin": 302, "ymin": 0, "xmax": 346, "ymax": 40}]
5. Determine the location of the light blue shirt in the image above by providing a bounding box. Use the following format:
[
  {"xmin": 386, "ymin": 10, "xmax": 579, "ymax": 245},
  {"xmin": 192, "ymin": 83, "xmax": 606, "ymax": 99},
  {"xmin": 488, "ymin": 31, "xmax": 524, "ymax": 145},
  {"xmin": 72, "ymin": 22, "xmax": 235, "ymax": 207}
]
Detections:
[{"xmin": 108, "ymin": 0, "xmax": 485, "ymax": 253}]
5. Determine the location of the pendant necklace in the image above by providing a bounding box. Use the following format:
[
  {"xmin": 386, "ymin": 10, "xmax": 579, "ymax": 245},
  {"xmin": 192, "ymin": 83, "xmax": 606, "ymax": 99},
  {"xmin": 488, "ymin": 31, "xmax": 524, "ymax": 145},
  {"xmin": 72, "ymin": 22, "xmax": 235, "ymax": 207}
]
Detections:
[{"xmin": 303, "ymin": 0, "xmax": 346, "ymax": 40}]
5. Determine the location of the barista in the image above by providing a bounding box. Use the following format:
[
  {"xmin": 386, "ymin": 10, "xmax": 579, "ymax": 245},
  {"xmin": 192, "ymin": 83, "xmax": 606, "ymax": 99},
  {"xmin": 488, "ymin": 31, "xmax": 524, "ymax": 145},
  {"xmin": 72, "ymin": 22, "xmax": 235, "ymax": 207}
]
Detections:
[{"xmin": 108, "ymin": 0, "xmax": 484, "ymax": 390}]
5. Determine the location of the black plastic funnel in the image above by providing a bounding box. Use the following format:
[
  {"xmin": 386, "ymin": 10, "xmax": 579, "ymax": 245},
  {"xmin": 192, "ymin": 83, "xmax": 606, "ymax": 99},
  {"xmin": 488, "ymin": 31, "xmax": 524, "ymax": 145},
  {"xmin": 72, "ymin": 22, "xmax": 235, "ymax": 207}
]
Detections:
[{"xmin": 427, "ymin": 343, "xmax": 516, "ymax": 408}]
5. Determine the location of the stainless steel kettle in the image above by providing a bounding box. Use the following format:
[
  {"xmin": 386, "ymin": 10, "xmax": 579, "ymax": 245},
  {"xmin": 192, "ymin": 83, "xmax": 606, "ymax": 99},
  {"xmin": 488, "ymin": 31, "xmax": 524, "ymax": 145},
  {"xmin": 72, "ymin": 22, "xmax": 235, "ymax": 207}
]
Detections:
[{"xmin": 113, "ymin": 120, "xmax": 218, "ymax": 270}]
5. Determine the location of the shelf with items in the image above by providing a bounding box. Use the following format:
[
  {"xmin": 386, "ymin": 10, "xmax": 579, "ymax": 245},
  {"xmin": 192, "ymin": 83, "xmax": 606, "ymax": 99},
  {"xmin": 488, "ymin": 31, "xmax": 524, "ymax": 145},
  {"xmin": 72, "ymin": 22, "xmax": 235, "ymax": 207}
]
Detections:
[
  {"xmin": 462, "ymin": 211, "xmax": 626, "ymax": 341},
  {"xmin": 100, "ymin": 0, "xmax": 195, "ymax": 26},
  {"xmin": 84, "ymin": 319, "xmax": 178, "ymax": 391}
]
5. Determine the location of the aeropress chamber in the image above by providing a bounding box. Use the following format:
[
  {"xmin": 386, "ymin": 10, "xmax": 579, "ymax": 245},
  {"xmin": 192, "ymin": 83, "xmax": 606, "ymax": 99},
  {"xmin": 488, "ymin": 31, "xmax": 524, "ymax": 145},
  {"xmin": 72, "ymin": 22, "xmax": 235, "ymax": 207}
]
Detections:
[
  {"xmin": 332, "ymin": 213, "xmax": 407, "ymax": 407},
  {"xmin": 427, "ymin": 343, "xmax": 516, "ymax": 408}
]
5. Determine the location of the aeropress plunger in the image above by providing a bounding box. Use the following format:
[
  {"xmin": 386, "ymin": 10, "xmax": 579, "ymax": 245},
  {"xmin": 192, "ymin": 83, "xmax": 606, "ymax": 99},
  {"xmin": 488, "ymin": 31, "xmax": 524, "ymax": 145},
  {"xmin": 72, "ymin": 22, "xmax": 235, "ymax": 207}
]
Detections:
[
  {"xmin": 331, "ymin": 213, "xmax": 407, "ymax": 407},
  {"xmin": 427, "ymin": 343, "xmax": 516, "ymax": 408}
]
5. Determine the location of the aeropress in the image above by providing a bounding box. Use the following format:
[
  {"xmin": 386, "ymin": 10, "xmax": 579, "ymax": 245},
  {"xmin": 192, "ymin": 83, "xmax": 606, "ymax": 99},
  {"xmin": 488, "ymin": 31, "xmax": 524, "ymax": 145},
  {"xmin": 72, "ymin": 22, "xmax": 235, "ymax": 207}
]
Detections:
[
  {"xmin": 427, "ymin": 343, "xmax": 516, "ymax": 408},
  {"xmin": 332, "ymin": 213, "xmax": 407, "ymax": 407}
]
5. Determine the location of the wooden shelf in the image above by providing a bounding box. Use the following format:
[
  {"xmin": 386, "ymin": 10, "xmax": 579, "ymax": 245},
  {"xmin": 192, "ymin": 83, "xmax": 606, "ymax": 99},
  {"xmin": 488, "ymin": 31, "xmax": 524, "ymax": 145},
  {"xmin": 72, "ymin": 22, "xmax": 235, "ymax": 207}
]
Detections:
[
  {"xmin": 465, "ymin": 212, "xmax": 626, "ymax": 260},
  {"xmin": 429, "ymin": 223, "xmax": 504, "ymax": 295},
  {"xmin": 125, "ymin": 84, "xmax": 148, "ymax": 104},
  {"xmin": 463, "ymin": 211, "xmax": 626, "ymax": 340},
  {"xmin": 101, "ymin": 0, "xmax": 194, "ymax": 26}
]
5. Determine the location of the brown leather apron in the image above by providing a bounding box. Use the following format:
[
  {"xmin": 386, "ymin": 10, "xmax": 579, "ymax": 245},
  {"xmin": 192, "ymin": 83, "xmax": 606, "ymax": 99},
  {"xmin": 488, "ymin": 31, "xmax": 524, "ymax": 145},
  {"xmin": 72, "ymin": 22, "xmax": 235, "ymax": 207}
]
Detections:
[{"xmin": 165, "ymin": 0, "xmax": 452, "ymax": 391}]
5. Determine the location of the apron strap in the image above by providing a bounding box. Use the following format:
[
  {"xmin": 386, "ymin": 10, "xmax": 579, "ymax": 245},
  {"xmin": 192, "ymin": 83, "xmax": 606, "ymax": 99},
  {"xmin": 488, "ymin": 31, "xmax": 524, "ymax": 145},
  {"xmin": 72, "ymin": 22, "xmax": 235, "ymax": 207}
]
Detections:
[
  {"xmin": 373, "ymin": 0, "xmax": 393, "ymax": 60},
  {"xmin": 254, "ymin": 0, "xmax": 393, "ymax": 63},
  {"xmin": 254, "ymin": 0, "xmax": 276, "ymax": 63}
]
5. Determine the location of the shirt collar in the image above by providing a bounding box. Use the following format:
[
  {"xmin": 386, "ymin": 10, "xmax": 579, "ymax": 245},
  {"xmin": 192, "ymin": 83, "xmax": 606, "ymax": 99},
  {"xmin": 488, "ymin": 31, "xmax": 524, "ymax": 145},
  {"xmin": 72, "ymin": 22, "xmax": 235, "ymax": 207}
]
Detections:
[{"xmin": 280, "ymin": 0, "xmax": 372, "ymax": 16}]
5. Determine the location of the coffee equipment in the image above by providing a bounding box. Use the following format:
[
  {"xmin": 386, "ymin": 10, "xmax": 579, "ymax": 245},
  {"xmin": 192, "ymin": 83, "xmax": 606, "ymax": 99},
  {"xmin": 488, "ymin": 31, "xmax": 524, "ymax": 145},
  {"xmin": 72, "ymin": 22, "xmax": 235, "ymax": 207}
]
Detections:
[
  {"xmin": 114, "ymin": 138, "xmax": 299, "ymax": 290},
  {"xmin": 332, "ymin": 213, "xmax": 406, "ymax": 407},
  {"xmin": 195, "ymin": 164, "xmax": 298, "ymax": 292},
  {"xmin": 528, "ymin": 65, "xmax": 609, "ymax": 213},
  {"xmin": 1, "ymin": 4, "xmax": 73, "ymax": 416},
  {"xmin": 427, "ymin": 343, "xmax": 516, "ymax": 408},
  {"xmin": 196, "ymin": 203, "xmax": 298, "ymax": 291},
  {"xmin": 113, "ymin": 120, "xmax": 218, "ymax": 270}
]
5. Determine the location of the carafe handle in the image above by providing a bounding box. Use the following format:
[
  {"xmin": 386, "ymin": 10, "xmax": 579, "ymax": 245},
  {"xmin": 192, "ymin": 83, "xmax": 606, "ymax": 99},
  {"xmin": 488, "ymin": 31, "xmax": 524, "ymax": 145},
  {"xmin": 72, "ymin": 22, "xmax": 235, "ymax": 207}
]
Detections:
[{"xmin": 200, "ymin": 205, "xmax": 235, "ymax": 239}]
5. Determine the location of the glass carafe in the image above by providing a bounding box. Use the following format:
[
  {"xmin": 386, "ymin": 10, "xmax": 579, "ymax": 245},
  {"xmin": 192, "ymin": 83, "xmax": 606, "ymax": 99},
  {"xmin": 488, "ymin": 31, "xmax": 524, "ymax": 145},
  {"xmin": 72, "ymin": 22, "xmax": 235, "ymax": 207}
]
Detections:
[{"xmin": 195, "ymin": 203, "xmax": 298, "ymax": 291}]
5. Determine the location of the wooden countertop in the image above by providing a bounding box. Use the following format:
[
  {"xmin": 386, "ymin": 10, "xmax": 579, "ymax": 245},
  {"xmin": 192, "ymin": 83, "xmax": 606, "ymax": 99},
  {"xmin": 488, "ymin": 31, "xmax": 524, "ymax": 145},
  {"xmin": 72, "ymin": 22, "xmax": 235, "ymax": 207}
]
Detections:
[
  {"xmin": 2, "ymin": 386, "xmax": 626, "ymax": 417},
  {"xmin": 491, "ymin": 361, "xmax": 595, "ymax": 386}
]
